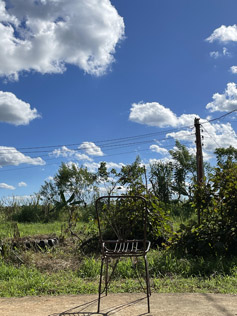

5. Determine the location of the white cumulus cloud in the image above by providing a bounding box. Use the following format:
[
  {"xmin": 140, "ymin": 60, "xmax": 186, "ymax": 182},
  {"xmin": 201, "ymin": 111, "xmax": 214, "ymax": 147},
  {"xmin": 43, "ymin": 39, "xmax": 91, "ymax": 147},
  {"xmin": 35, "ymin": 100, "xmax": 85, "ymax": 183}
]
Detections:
[
  {"xmin": 84, "ymin": 161, "xmax": 124, "ymax": 173},
  {"xmin": 206, "ymin": 83, "xmax": 237, "ymax": 112},
  {"xmin": 0, "ymin": 146, "xmax": 45, "ymax": 167},
  {"xmin": 79, "ymin": 142, "xmax": 104, "ymax": 156},
  {"xmin": 166, "ymin": 121, "xmax": 237, "ymax": 161},
  {"xmin": 129, "ymin": 102, "xmax": 197, "ymax": 128},
  {"xmin": 150, "ymin": 144, "xmax": 168, "ymax": 155},
  {"xmin": 149, "ymin": 157, "xmax": 173, "ymax": 165},
  {"xmin": 0, "ymin": 182, "xmax": 15, "ymax": 190},
  {"xmin": 0, "ymin": 0, "xmax": 125, "ymax": 79},
  {"xmin": 206, "ymin": 25, "xmax": 237, "ymax": 43},
  {"xmin": 201, "ymin": 122, "xmax": 237, "ymax": 154},
  {"xmin": 18, "ymin": 181, "xmax": 27, "ymax": 187},
  {"xmin": 0, "ymin": 91, "xmax": 40, "ymax": 125},
  {"xmin": 51, "ymin": 146, "xmax": 92, "ymax": 161},
  {"xmin": 230, "ymin": 66, "xmax": 237, "ymax": 74},
  {"xmin": 130, "ymin": 97, "xmax": 237, "ymax": 162}
]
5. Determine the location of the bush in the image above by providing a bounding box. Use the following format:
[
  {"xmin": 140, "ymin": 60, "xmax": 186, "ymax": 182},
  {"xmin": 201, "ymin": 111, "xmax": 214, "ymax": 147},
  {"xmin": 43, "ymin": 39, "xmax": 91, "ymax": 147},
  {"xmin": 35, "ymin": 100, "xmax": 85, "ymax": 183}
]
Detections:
[
  {"xmin": 172, "ymin": 222, "xmax": 237, "ymax": 257},
  {"xmin": 12, "ymin": 205, "xmax": 44, "ymax": 223},
  {"xmin": 173, "ymin": 155, "xmax": 237, "ymax": 257}
]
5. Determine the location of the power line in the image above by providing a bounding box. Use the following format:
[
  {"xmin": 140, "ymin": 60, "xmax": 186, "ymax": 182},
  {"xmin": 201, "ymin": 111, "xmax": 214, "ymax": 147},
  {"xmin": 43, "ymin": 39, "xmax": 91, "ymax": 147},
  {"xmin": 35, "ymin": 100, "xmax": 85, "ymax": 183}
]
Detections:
[
  {"xmin": 0, "ymin": 111, "xmax": 235, "ymax": 157},
  {"xmin": 0, "ymin": 126, "xmax": 193, "ymax": 154},
  {"xmin": 201, "ymin": 124, "xmax": 221, "ymax": 148},
  {"xmin": 202, "ymin": 109, "xmax": 237, "ymax": 124},
  {"xmin": 0, "ymin": 132, "xmax": 194, "ymax": 158},
  {"xmin": 1, "ymin": 110, "xmax": 236, "ymax": 173},
  {"xmin": 0, "ymin": 140, "xmax": 193, "ymax": 174}
]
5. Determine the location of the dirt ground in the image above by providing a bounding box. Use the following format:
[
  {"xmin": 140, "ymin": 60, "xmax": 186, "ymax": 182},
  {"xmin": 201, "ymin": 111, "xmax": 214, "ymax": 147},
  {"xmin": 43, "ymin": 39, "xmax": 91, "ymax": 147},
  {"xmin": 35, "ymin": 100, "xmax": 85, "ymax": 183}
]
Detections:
[{"xmin": 0, "ymin": 293, "xmax": 237, "ymax": 316}]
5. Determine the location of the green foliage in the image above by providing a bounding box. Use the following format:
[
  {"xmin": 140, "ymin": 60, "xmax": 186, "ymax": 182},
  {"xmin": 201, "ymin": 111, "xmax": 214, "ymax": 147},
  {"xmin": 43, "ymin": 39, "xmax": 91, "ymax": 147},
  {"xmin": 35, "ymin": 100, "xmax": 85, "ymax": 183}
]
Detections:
[
  {"xmin": 1, "ymin": 249, "xmax": 236, "ymax": 297},
  {"xmin": 12, "ymin": 204, "xmax": 45, "ymax": 223},
  {"xmin": 214, "ymin": 146, "xmax": 237, "ymax": 166},
  {"xmin": 147, "ymin": 196, "xmax": 172, "ymax": 244},
  {"xmin": 39, "ymin": 162, "xmax": 97, "ymax": 206},
  {"xmin": 150, "ymin": 161, "xmax": 173, "ymax": 204},
  {"xmin": 169, "ymin": 200, "xmax": 194, "ymax": 222},
  {"xmin": 173, "ymin": 148, "xmax": 237, "ymax": 256},
  {"xmin": 77, "ymin": 257, "xmax": 100, "ymax": 278},
  {"xmin": 169, "ymin": 140, "xmax": 196, "ymax": 200},
  {"xmin": 118, "ymin": 156, "xmax": 146, "ymax": 194},
  {"xmin": 172, "ymin": 222, "xmax": 237, "ymax": 257}
]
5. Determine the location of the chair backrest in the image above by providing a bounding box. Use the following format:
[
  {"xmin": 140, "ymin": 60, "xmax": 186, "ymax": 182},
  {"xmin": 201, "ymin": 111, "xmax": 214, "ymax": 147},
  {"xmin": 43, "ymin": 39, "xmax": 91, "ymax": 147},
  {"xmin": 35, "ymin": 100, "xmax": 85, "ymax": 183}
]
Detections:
[{"xmin": 95, "ymin": 195, "xmax": 148, "ymax": 243}]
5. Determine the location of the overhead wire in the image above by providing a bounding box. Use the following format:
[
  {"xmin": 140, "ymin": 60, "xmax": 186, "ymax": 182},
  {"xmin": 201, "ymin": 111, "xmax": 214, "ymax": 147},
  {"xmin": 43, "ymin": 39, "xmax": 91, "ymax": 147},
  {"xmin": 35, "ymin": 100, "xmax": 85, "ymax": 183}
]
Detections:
[
  {"xmin": 1, "ymin": 110, "xmax": 236, "ymax": 173},
  {"xmin": 201, "ymin": 124, "xmax": 221, "ymax": 148},
  {"xmin": 201, "ymin": 109, "xmax": 237, "ymax": 124},
  {"xmin": 0, "ymin": 128, "xmax": 194, "ymax": 158},
  {"xmin": 0, "ymin": 140, "xmax": 193, "ymax": 173}
]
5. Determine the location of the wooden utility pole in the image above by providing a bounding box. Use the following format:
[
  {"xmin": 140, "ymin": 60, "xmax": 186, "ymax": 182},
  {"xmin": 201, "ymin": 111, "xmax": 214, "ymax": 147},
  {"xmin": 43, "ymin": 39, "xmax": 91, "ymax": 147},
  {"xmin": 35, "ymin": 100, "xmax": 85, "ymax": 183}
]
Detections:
[{"xmin": 194, "ymin": 117, "xmax": 204, "ymax": 225}]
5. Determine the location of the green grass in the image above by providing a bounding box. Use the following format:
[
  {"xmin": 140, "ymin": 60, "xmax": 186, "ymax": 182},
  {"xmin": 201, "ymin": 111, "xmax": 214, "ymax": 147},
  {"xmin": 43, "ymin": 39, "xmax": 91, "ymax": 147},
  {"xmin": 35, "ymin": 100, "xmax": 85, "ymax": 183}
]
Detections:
[
  {"xmin": 1, "ymin": 219, "xmax": 237, "ymax": 298},
  {"xmin": 0, "ymin": 221, "xmax": 62, "ymax": 238},
  {"xmin": 0, "ymin": 249, "xmax": 237, "ymax": 297},
  {"xmin": 0, "ymin": 258, "xmax": 236, "ymax": 297},
  {"xmin": 17, "ymin": 221, "xmax": 63, "ymax": 237},
  {"xmin": 0, "ymin": 220, "xmax": 97, "ymax": 238}
]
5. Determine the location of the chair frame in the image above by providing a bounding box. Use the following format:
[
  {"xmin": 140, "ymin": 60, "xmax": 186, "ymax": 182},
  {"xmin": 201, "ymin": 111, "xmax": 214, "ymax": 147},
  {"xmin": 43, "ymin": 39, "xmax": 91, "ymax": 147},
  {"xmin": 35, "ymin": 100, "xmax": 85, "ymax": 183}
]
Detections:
[{"xmin": 95, "ymin": 195, "xmax": 151, "ymax": 313}]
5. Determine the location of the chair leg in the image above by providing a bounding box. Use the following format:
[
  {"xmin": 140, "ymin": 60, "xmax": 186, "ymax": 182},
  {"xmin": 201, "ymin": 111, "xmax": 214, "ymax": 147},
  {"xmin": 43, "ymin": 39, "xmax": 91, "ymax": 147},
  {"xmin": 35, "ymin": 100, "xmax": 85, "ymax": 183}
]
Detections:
[
  {"xmin": 105, "ymin": 257, "xmax": 109, "ymax": 296},
  {"xmin": 98, "ymin": 257, "xmax": 104, "ymax": 313},
  {"xmin": 144, "ymin": 255, "xmax": 151, "ymax": 313}
]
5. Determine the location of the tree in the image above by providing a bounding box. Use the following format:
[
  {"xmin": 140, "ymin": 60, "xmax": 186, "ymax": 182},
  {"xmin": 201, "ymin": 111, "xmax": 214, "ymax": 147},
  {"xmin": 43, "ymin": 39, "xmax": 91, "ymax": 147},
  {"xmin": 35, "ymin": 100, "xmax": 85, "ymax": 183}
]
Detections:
[
  {"xmin": 214, "ymin": 146, "xmax": 237, "ymax": 167},
  {"xmin": 175, "ymin": 147, "xmax": 237, "ymax": 256},
  {"xmin": 169, "ymin": 140, "xmax": 196, "ymax": 200},
  {"xmin": 118, "ymin": 156, "xmax": 146, "ymax": 195},
  {"xmin": 39, "ymin": 162, "xmax": 97, "ymax": 206},
  {"xmin": 97, "ymin": 162, "xmax": 120, "ymax": 195},
  {"xmin": 149, "ymin": 161, "xmax": 173, "ymax": 204}
]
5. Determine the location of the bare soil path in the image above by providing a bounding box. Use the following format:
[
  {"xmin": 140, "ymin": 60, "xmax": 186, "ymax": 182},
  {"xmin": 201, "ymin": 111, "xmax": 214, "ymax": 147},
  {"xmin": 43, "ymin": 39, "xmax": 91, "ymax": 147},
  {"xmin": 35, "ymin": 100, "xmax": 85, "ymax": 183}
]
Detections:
[{"xmin": 0, "ymin": 293, "xmax": 236, "ymax": 316}]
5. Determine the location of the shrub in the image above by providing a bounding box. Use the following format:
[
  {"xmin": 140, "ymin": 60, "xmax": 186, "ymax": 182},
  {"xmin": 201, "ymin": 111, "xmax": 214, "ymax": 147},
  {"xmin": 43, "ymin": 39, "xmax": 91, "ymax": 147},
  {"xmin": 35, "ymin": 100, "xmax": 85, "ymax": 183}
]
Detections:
[{"xmin": 12, "ymin": 205, "xmax": 44, "ymax": 223}]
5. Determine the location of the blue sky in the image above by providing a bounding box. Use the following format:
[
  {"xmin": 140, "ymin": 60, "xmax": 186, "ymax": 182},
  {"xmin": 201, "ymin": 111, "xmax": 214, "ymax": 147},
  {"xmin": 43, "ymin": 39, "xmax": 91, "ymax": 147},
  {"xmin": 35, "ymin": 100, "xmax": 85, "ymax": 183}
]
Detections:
[{"xmin": 0, "ymin": 0, "xmax": 237, "ymax": 200}]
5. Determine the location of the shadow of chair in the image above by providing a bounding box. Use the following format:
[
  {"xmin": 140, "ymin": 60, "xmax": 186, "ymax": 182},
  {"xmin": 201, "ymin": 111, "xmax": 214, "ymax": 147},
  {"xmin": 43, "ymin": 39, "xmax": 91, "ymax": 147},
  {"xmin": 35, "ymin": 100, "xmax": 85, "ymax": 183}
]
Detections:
[
  {"xmin": 95, "ymin": 195, "xmax": 151, "ymax": 314},
  {"xmin": 48, "ymin": 295, "xmax": 150, "ymax": 316}
]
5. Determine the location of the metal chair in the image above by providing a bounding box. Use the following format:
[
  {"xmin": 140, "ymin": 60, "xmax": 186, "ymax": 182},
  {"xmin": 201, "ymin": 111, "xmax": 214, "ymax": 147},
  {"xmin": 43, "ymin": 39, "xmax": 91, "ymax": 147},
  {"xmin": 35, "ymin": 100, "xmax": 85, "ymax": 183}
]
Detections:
[{"xmin": 95, "ymin": 195, "xmax": 151, "ymax": 313}]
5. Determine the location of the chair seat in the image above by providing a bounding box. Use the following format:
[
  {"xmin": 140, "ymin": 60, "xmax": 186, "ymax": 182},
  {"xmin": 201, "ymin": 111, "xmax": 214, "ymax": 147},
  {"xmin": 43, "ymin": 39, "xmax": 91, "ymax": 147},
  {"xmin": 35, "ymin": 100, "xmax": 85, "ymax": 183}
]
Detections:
[{"xmin": 102, "ymin": 240, "xmax": 151, "ymax": 257}]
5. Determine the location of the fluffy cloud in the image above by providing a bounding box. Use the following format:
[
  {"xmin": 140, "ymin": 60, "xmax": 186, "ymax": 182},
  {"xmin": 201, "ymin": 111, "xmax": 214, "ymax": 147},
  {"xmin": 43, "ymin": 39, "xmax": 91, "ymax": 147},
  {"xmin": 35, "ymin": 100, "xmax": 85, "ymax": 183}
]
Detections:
[
  {"xmin": 130, "ymin": 96, "xmax": 237, "ymax": 162},
  {"xmin": 79, "ymin": 142, "xmax": 104, "ymax": 156},
  {"xmin": 149, "ymin": 157, "xmax": 173, "ymax": 165},
  {"xmin": 84, "ymin": 161, "xmax": 124, "ymax": 172},
  {"xmin": 230, "ymin": 66, "xmax": 237, "ymax": 74},
  {"xmin": 0, "ymin": 0, "xmax": 125, "ymax": 79},
  {"xmin": 206, "ymin": 83, "xmax": 237, "ymax": 112},
  {"xmin": 18, "ymin": 181, "xmax": 27, "ymax": 187},
  {"xmin": 0, "ymin": 146, "xmax": 45, "ymax": 167},
  {"xmin": 51, "ymin": 146, "xmax": 92, "ymax": 161},
  {"xmin": 0, "ymin": 91, "xmax": 40, "ymax": 125},
  {"xmin": 206, "ymin": 25, "xmax": 237, "ymax": 43},
  {"xmin": 166, "ymin": 129, "xmax": 194, "ymax": 142},
  {"xmin": 166, "ymin": 121, "xmax": 237, "ymax": 161},
  {"xmin": 201, "ymin": 122, "xmax": 237, "ymax": 153},
  {"xmin": 129, "ymin": 102, "xmax": 197, "ymax": 128},
  {"xmin": 150, "ymin": 144, "xmax": 168, "ymax": 155},
  {"xmin": 0, "ymin": 182, "xmax": 15, "ymax": 190}
]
